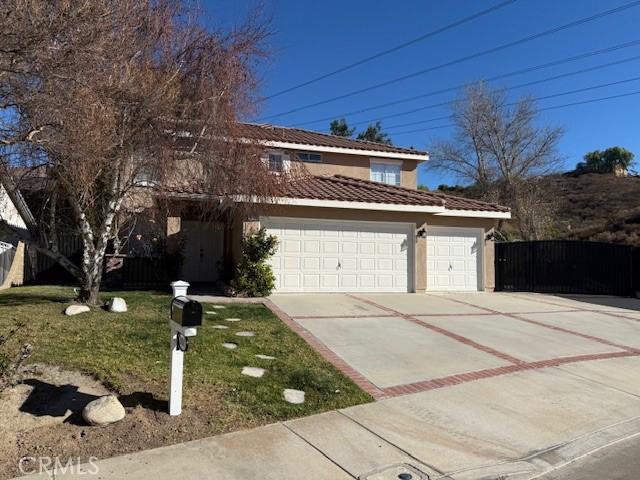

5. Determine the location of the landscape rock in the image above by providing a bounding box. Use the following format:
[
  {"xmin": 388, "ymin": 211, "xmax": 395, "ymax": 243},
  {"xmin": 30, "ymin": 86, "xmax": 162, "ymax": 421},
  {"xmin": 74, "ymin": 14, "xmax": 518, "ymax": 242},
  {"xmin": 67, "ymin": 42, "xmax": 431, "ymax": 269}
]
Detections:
[
  {"xmin": 236, "ymin": 331, "xmax": 255, "ymax": 337},
  {"xmin": 107, "ymin": 297, "xmax": 127, "ymax": 313},
  {"xmin": 82, "ymin": 395, "xmax": 125, "ymax": 426},
  {"xmin": 241, "ymin": 367, "xmax": 265, "ymax": 378},
  {"xmin": 222, "ymin": 343, "xmax": 237, "ymax": 350},
  {"xmin": 255, "ymin": 354, "xmax": 275, "ymax": 360},
  {"xmin": 65, "ymin": 305, "xmax": 90, "ymax": 316},
  {"xmin": 283, "ymin": 389, "xmax": 305, "ymax": 404}
]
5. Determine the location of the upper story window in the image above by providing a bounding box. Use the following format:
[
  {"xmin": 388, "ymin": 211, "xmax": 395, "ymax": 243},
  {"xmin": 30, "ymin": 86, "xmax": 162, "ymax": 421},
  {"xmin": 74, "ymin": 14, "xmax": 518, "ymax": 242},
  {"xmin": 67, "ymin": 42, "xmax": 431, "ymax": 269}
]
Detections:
[
  {"xmin": 268, "ymin": 153, "xmax": 284, "ymax": 172},
  {"xmin": 296, "ymin": 152, "xmax": 322, "ymax": 163},
  {"xmin": 370, "ymin": 160, "xmax": 401, "ymax": 186},
  {"xmin": 264, "ymin": 149, "xmax": 290, "ymax": 173}
]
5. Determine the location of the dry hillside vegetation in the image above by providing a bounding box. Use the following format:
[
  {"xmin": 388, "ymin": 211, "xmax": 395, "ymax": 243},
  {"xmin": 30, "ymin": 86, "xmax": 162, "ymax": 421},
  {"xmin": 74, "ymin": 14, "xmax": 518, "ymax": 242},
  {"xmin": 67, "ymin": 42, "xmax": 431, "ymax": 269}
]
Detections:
[{"xmin": 546, "ymin": 174, "xmax": 640, "ymax": 245}]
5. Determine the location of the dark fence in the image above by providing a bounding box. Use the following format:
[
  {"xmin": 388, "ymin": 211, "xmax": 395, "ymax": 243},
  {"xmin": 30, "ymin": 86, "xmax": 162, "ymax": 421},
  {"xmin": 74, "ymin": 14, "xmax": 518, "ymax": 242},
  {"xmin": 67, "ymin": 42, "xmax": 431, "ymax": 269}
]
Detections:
[
  {"xmin": 25, "ymin": 233, "xmax": 174, "ymax": 291},
  {"xmin": 0, "ymin": 243, "xmax": 16, "ymax": 285},
  {"xmin": 495, "ymin": 240, "xmax": 637, "ymax": 296}
]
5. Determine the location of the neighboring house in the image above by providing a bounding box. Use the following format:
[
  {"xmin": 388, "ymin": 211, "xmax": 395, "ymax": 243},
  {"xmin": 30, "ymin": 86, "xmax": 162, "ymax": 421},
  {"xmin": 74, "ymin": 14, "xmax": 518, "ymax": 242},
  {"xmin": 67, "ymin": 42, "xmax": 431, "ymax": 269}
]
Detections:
[
  {"xmin": 168, "ymin": 123, "xmax": 510, "ymax": 293},
  {"xmin": 0, "ymin": 183, "xmax": 28, "ymax": 288}
]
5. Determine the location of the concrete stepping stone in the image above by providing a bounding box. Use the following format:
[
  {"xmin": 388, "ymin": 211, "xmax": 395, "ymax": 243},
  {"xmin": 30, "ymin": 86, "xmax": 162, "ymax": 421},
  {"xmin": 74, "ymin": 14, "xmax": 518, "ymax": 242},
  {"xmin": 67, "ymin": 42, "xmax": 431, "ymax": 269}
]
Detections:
[
  {"xmin": 255, "ymin": 354, "xmax": 276, "ymax": 360},
  {"xmin": 241, "ymin": 367, "xmax": 265, "ymax": 378},
  {"xmin": 225, "ymin": 318, "xmax": 241, "ymax": 322},
  {"xmin": 222, "ymin": 342, "xmax": 237, "ymax": 350},
  {"xmin": 212, "ymin": 325, "xmax": 228, "ymax": 329},
  {"xmin": 283, "ymin": 389, "xmax": 305, "ymax": 404},
  {"xmin": 213, "ymin": 305, "xmax": 226, "ymax": 309},
  {"xmin": 205, "ymin": 311, "xmax": 217, "ymax": 315},
  {"xmin": 235, "ymin": 331, "xmax": 255, "ymax": 337}
]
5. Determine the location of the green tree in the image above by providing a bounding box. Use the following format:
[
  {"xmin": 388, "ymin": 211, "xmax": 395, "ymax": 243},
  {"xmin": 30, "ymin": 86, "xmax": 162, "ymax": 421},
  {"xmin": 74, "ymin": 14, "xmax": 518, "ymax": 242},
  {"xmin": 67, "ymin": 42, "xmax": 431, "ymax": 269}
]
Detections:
[
  {"xmin": 356, "ymin": 121, "xmax": 392, "ymax": 145},
  {"xmin": 329, "ymin": 118, "xmax": 355, "ymax": 137},
  {"xmin": 576, "ymin": 147, "xmax": 635, "ymax": 174}
]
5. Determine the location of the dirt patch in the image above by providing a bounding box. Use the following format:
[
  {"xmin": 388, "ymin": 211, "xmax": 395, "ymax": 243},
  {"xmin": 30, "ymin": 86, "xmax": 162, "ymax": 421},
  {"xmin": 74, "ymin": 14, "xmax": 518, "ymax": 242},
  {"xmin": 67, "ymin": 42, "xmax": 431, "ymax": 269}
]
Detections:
[{"xmin": 0, "ymin": 365, "xmax": 253, "ymax": 480}]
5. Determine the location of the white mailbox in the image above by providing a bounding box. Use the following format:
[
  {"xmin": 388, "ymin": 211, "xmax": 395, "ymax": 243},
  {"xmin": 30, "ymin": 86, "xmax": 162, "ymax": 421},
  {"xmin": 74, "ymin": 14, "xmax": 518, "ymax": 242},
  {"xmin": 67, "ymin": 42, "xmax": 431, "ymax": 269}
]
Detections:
[{"xmin": 168, "ymin": 281, "xmax": 201, "ymax": 416}]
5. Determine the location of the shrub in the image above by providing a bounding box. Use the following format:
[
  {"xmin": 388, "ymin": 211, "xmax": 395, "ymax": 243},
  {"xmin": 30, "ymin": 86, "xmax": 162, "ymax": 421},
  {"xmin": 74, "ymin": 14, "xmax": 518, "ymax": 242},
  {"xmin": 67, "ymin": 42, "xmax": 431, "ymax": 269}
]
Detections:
[
  {"xmin": 231, "ymin": 228, "xmax": 278, "ymax": 297},
  {"xmin": 0, "ymin": 320, "xmax": 33, "ymax": 391}
]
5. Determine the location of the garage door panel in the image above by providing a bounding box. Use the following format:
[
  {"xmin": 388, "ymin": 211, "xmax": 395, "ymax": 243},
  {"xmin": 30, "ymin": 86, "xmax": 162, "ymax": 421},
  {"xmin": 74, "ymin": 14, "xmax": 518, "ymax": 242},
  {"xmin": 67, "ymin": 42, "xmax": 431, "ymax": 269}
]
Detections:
[
  {"xmin": 264, "ymin": 217, "xmax": 412, "ymax": 293},
  {"xmin": 427, "ymin": 227, "xmax": 482, "ymax": 292}
]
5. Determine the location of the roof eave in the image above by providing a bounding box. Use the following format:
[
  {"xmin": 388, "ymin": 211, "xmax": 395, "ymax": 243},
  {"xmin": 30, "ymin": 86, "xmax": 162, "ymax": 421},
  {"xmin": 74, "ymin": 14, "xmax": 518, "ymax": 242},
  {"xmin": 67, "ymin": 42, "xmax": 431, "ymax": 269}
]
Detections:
[
  {"xmin": 255, "ymin": 139, "xmax": 429, "ymax": 161},
  {"xmin": 434, "ymin": 209, "xmax": 511, "ymax": 219}
]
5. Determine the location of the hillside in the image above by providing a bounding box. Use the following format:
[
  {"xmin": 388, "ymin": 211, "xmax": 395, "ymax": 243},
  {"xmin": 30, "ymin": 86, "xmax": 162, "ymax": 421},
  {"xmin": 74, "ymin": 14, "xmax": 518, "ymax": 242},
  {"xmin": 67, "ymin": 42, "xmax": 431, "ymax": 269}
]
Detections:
[
  {"xmin": 545, "ymin": 173, "xmax": 640, "ymax": 246},
  {"xmin": 437, "ymin": 173, "xmax": 640, "ymax": 246}
]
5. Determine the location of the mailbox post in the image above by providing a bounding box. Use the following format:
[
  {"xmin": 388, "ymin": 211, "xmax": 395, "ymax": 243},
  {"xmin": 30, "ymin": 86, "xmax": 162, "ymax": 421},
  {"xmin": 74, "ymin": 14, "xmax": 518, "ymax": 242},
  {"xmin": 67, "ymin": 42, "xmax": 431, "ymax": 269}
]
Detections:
[{"xmin": 169, "ymin": 282, "xmax": 202, "ymax": 416}]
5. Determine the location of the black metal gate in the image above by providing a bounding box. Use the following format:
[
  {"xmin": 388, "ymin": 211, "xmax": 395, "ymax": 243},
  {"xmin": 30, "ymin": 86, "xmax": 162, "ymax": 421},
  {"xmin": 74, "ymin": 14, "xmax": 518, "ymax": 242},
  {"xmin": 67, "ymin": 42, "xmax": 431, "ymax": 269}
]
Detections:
[{"xmin": 495, "ymin": 240, "xmax": 636, "ymax": 296}]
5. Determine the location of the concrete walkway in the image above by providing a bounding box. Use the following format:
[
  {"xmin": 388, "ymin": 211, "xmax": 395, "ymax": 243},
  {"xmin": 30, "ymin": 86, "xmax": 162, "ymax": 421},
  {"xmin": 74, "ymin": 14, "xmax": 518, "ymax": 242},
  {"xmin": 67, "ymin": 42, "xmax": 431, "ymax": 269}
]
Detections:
[{"xmin": 18, "ymin": 293, "xmax": 640, "ymax": 480}]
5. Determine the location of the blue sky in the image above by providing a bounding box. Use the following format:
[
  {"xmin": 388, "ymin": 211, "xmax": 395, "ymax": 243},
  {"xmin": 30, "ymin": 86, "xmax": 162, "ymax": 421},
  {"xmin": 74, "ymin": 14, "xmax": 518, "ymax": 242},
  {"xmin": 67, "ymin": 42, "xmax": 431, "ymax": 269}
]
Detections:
[{"xmin": 206, "ymin": 0, "xmax": 640, "ymax": 189}]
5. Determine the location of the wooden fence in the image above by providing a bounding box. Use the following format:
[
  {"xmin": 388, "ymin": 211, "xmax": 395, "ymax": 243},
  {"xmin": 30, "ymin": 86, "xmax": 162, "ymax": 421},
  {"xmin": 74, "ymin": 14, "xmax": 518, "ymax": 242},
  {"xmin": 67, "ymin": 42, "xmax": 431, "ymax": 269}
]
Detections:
[{"xmin": 495, "ymin": 240, "xmax": 638, "ymax": 296}]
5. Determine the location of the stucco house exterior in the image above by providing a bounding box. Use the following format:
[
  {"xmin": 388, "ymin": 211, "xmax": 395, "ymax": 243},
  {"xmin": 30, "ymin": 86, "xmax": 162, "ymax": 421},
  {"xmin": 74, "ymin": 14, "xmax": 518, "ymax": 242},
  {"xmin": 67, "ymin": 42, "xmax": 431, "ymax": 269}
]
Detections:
[
  {"xmin": 0, "ymin": 183, "xmax": 27, "ymax": 288},
  {"xmin": 168, "ymin": 123, "xmax": 510, "ymax": 293}
]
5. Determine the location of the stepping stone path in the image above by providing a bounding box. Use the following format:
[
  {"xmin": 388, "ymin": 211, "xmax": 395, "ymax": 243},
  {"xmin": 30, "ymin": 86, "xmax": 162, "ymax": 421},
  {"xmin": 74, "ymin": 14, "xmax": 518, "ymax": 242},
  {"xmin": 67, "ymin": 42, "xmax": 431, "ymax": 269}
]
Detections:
[
  {"xmin": 205, "ymin": 311, "xmax": 217, "ymax": 315},
  {"xmin": 255, "ymin": 354, "xmax": 276, "ymax": 360},
  {"xmin": 222, "ymin": 342, "xmax": 237, "ymax": 350},
  {"xmin": 241, "ymin": 367, "xmax": 265, "ymax": 378},
  {"xmin": 212, "ymin": 325, "xmax": 228, "ymax": 329},
  {"xmin": 236, "ymin": 331, "xmax": 255, "ymax": 337},
  {"xmin": 283, "ymin": 389, "xmax": 305, "ymax": 404},
  {"xmin": 225, "ymin": 318, "xmax": 241, "ymax": 322},
  {"xmin": 213, "ymin": 305, "xmax": 226, "ymax": 309}
]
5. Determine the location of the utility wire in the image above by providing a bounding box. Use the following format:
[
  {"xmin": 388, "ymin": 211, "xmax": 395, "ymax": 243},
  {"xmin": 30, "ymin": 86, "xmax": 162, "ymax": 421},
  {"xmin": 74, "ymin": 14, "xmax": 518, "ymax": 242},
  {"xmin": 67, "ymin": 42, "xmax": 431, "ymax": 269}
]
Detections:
[
  {"xmin": 385, "ymin": 75, "xmax": 640, "ymax": 130},
  {"xmin": 292, "ymin": 39, "xmax": 640, "ymax": 127},
  {"xmin": 259, "ymin": 0, "xmax": 640, "ymax": 121},
  {"xmin": 353, "ymin": 57, "xmax": 640, "ymax": 128},
  {"xmin": 263, "ymin": 0, "xmax": 519, "ymax": 100},
  {"xmin": 390, "ymin": 89, "xmax": 640, "ymax": 135}
]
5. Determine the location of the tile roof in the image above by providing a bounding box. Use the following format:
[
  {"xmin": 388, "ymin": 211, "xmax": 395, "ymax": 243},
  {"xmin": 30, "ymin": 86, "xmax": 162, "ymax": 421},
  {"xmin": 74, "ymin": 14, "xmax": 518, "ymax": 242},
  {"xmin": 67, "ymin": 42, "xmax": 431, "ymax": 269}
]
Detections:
[
  {"xmin": 238, "ymin": 123, "xmax": 427, "ymax": 157},
  {"xmin": 282, "ymin": 175, "xmax": 510, "ymax": 213}
]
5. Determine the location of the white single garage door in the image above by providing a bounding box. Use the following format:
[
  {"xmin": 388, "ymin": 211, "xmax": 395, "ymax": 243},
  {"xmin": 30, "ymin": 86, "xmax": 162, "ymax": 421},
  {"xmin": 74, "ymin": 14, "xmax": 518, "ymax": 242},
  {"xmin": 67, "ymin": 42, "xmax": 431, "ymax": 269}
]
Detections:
[
  {"xmin": 427, "ymin": 226, "xmax": 483, "ymax": 291},
  {"xmin": 263, "ymin": 217, "xmax": 413, "ymax": 293}
]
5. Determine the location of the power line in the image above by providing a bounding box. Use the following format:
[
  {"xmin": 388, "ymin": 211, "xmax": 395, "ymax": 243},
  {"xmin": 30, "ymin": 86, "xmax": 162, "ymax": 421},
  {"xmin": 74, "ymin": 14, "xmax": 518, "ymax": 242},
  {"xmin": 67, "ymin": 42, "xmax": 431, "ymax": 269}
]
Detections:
[
  {"xmin": 346, "ymin": 54, "xmax": 640, "ymax": 127},
  {"xmin": 385, "ymin": 75, "xmax": 640, "ymax": 130},
  {"xmin": 292, "ymin": 39, "xmax": 640, "ymax": 128},
  {"xmin": 259, "ymin": 0, "xmax": 640, "ymax": 121},
  {"xmin": 378, "ymin": 69, "xmax": 640, "ymax": 128},
  {"xmin": 390, "ymin": 89, "xmax": 640, "ymax": 136},
  {"xmin": 263, "ymin": 0, "xmax": 519, "ymax": 100}
]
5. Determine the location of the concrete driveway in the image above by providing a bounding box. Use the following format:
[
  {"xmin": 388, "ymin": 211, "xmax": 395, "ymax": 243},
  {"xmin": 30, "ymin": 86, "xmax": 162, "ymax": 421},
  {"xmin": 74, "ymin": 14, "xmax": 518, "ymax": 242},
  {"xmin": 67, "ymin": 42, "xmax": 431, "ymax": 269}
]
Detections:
[{"xmin": 268, "ymin": 292, "xmax": 640, "ymax": 398}]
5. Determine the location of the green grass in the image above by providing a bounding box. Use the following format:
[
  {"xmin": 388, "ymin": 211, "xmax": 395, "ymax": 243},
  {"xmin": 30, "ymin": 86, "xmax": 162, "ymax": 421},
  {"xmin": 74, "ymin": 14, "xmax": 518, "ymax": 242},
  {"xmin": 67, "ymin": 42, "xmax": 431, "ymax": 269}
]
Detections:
[{"xmin": 0, "ymin": 286, "xmax": 371, "ymax": 425}]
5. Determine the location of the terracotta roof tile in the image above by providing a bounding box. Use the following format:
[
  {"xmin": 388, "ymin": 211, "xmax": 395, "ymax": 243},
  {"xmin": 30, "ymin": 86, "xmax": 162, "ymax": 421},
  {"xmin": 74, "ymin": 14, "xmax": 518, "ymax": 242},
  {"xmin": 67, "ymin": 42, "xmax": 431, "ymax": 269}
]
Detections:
[
  {"xmin": 238, "ymin": 123, "xmax": 427, "ymax": 156},
  {"xmin": 282, "ymin": 175, "xmax": 509, "ymax": 213}
]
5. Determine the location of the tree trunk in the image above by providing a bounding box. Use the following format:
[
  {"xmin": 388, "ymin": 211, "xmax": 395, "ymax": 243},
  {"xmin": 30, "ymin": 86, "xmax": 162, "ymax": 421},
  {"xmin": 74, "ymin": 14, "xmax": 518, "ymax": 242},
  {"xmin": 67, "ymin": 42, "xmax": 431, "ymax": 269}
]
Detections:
[{"xmin": 78, "ymin": 260, "xmax": 104, "ymax": 306}]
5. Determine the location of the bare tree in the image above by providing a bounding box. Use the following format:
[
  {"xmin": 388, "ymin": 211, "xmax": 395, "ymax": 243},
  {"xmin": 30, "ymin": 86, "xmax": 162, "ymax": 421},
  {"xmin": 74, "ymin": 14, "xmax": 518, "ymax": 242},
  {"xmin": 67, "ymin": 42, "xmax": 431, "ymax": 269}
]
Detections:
[
  {"xmin": 429, "ymin": 83, "xmax": 564, "ymax": 239},
  {"xmin": 0, "ymin": 1, "xmax": 283, "ymax": 304}
]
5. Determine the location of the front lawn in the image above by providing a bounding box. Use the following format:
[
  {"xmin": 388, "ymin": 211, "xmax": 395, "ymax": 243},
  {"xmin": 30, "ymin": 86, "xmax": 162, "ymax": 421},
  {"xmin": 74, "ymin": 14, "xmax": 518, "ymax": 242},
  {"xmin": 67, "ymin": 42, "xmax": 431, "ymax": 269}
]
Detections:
[{"xmin": 0, "ymin": 286, "xmax": 371, "ymax": 478}]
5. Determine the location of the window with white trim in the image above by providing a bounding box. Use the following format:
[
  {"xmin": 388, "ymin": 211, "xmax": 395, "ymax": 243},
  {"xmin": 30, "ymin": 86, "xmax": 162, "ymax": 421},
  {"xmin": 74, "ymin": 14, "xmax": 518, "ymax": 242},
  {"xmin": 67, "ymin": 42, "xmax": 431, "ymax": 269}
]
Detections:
[
  {"xmin": 370, "ymin": 161, "xmax": 401, "ymax": 186},
  {"xmin": 296, "ymin": 152, "xmax": 322, "ymax": 163},
  {"xmin": 263, "ymin": 150, "xmax": 290, "ymax": 173}
]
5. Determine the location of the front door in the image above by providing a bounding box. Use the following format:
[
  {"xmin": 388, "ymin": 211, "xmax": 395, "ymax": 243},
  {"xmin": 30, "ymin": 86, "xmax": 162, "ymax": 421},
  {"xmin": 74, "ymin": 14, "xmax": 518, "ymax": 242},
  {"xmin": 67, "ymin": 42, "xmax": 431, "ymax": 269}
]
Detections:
[{"xmin": 181, "ymin": 221, "xmax": 223, "ymax": 283}]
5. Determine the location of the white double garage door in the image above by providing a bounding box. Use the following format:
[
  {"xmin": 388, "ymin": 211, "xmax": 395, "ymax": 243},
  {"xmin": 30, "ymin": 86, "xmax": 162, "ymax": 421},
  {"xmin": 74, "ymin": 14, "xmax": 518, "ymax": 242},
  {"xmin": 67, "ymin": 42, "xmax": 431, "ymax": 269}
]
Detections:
[{"xmin": 263, "ymin": 217, "xmax": 483, "ymax": 293}]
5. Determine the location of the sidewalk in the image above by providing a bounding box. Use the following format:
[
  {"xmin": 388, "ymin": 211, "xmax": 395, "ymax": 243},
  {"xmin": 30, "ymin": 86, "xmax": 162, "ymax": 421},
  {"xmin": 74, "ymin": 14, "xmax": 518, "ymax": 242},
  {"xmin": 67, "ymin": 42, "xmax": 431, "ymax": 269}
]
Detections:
[{"xmin": 17, "ymin": 358, "xmax": 640, "ymax": 480}]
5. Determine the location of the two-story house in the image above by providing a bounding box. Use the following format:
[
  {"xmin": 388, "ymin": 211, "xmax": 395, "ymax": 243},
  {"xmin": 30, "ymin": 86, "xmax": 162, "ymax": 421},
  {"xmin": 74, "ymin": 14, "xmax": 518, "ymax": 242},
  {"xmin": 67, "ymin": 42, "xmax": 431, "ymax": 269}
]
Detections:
[{"xmin": 169, "ymin": 123, "xmax": 510, "ymax": 293}]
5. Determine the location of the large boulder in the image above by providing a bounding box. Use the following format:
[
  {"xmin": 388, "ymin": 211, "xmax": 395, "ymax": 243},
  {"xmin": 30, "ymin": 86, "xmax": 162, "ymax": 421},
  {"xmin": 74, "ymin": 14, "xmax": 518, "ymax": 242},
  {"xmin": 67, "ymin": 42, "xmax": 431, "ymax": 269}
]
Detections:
[
  {"xmin": 82, "ymin": 395, "xmax": 125, "ymax": 426},
  {"xmin": 107, "ymin": 297, "xmax": 127, "ymax": 313},
  {"xmin": 65, "ymin": 305, "xmax": 90, "ymax": 316}
]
